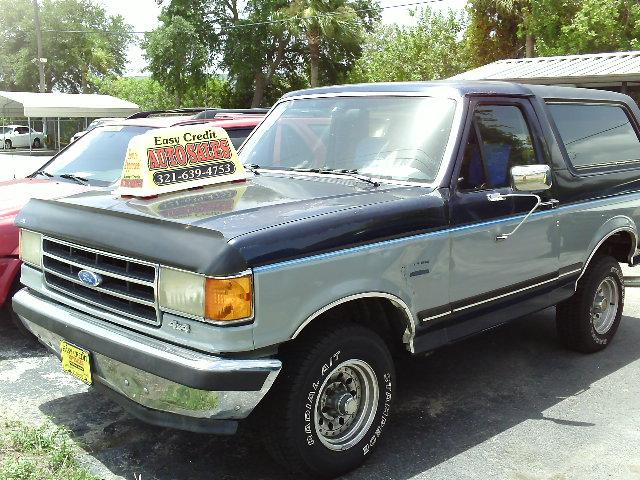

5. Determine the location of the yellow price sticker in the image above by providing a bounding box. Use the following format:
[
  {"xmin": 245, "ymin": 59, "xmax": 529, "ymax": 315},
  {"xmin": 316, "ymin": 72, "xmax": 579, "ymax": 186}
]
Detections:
[{"xmin": 60, "ymin": 340, "xmax": 92, "ymax": 385}]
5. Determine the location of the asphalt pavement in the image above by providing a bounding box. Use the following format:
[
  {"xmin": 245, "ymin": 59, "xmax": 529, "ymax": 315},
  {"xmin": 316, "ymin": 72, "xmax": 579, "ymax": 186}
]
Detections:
[{"xmin": 2, "ymin": 289, "xmax": 640, "ymax": 480}]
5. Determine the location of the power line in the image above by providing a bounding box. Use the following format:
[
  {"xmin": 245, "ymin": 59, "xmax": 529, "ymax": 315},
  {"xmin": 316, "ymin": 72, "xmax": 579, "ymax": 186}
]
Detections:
[{"xmin": 43, "ymin": 0, "xmax": 449, "ymax": 35}]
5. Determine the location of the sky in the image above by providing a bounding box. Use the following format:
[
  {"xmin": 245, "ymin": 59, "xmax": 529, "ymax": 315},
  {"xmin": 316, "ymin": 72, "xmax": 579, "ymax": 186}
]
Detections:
[{"xmin": 100, "ymin": 0, "xmax": 468, "ymax": 76}]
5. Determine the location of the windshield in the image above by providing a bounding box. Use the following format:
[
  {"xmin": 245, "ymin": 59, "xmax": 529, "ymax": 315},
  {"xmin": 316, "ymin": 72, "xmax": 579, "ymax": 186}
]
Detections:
[
  {"xmin": 240, "ymin": 96, "xmax": 457, "ymax": 183},
  {"xmin": 41, "ymin": 125, "xmax": 154, "ymax": 185}
]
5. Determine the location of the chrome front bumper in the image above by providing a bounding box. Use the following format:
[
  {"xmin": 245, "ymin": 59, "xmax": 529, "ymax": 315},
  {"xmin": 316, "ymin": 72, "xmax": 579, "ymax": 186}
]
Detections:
[{"xmin": 13, "ymin": 288, "xmax": 281, "ymax": 433}]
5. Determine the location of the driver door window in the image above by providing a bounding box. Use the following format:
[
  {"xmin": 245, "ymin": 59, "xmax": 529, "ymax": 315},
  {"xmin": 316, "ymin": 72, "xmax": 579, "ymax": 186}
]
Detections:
[{"xmin": 459, "ymin": 105, "xmax": 538, "ymax": 191}]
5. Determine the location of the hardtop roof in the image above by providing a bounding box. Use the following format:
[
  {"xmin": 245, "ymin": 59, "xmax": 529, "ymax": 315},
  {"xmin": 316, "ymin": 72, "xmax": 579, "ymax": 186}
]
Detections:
[{"xmin": 283, "ymin": 80, "xmax": 633, "ymax": 104}]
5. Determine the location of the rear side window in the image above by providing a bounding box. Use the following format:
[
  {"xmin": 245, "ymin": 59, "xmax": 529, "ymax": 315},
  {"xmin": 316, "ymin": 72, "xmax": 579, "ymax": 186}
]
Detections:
[{"xmin": 548, "ymin": 103, "xmax": 640, "ymax": 169}]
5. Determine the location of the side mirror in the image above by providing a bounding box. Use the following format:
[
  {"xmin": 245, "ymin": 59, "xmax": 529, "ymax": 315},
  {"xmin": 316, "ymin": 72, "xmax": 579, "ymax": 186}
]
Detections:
[{"xmin": 511, "ymin": 164, "xmax": 552, "ymax": 192}]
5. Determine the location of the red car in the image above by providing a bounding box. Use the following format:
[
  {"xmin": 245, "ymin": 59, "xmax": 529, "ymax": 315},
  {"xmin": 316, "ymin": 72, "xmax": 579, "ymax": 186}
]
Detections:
[{"xmin": 2, "ymin": 109, "xmax": 264, "ymax": 324}]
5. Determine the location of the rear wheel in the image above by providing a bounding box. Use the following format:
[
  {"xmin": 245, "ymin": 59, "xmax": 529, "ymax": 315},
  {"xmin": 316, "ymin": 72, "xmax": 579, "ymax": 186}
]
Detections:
[
  {"xmin": 556, "ymin": 255, "xmax": 624, "ymax": 353},
  {"xmin": 4, "ymin": 139, "xmax": 11, "ymax": 150},
  {"xmin": 262, "ymin": 323, "xmax": 395, "ymax": 478}
]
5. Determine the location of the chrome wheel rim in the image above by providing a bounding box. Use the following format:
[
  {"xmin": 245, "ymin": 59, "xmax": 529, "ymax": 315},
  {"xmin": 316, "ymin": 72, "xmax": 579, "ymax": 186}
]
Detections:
[
  {"xmin": 591, "ymin": 277, "xmax": 619, "ymax": 335},
  {"xmin": 314, "ymin": 359, "xmax": 378, "ymax": 451}
]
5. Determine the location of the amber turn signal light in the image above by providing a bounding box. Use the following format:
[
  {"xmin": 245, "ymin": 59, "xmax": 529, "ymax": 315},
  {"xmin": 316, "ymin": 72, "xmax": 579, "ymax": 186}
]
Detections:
[{"xmin": 204, "ymin": 274, "xmax": 253, "ymax": 322}]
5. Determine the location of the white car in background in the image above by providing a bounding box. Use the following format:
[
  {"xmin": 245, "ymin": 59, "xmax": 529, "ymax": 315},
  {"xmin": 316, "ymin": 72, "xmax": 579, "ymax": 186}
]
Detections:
[
  {"xmin": 0, "ymin": 125, "xmax": 44, "ymax": 149},
  {"xmin": 70, "ymin": 117, "xmax": 121, "ymax": 143}
]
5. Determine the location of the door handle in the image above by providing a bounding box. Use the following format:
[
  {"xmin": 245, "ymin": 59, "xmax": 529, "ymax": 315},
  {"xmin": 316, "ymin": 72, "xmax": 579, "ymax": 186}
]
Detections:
[{"xmin": 539, "ymin": 199, "xmax": 559, "ymax": 209}]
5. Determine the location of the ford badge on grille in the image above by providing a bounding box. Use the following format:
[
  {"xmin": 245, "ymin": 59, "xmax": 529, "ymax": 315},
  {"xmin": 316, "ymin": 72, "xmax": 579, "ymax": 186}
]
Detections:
[{"xmin": 78, "ymin": 269, "xmax": 103, "ymax": 287}]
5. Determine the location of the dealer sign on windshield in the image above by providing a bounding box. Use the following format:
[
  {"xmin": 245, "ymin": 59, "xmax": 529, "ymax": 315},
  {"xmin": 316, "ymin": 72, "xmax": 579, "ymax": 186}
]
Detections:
[{"xmin": 116, "ymin": 124, "xmax": 247, "ymax": 197}]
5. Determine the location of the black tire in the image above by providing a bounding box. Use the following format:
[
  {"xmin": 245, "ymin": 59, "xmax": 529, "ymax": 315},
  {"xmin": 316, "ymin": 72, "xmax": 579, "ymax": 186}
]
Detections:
[
  {"xmin": 32, "ymin": 138, "xmax": 41, "ymax": 148},
  {"xmin": 4, "ymin": 139, "xmax": 11, "ymax": 150},
  {"xmin": 556, "ymin": 255, "xmax": 624, "ymax": 353},
  {"xmin": 262, "ymin": 323, "xmax": 395, "ymax": 478}
]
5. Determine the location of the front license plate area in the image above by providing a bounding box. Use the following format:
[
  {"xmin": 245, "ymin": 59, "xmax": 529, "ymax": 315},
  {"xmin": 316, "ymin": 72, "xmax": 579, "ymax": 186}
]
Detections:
[{"xmin": 60, "ymin": 340, "xmax": 92, "ymax": 385}]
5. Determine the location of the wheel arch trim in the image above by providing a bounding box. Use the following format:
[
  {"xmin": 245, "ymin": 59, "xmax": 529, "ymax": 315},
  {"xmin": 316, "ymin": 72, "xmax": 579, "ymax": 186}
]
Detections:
[
  {"xmin": 290, "ymin": 292, "xmax": 416, "ymax": 350},
  {"xmin": 576, "ymin": 225, "xmax": 638, "ymax": 287}
]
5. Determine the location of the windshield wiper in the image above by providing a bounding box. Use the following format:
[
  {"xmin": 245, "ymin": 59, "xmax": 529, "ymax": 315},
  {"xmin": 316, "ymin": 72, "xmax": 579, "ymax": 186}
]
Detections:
[
  {"xmin": 317, "ymin": 168, "xmax": 380, "ymax": 187},
  {"xmin": 58, "ymin": 173, "xmax": 89, "ymax": 185},
  {"xmin": 244, "ymin": 164, "xmax": 261, "ymax": 175},
  {"xmin": 33, "ymin": 170, "xmax": 53, "ymax": 178}
]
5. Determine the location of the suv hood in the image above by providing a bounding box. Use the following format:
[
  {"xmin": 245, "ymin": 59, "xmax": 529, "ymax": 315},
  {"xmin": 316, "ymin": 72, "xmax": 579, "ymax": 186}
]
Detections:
[{"xmin": 17, "ymin": 173, "xmax": 447, "ymax": 275}]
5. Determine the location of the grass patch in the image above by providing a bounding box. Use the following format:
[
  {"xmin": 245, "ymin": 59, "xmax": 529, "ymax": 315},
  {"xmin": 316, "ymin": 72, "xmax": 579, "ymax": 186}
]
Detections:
[{"xmin": 0, "ymin": 420, "xmax": 99, "ymax": 480}]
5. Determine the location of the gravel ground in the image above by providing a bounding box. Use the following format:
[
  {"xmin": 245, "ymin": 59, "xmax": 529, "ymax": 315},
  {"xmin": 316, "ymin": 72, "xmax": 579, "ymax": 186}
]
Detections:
[{"xmin": 2, "ymin": 288, "xmax": 640, "ymax": 480}]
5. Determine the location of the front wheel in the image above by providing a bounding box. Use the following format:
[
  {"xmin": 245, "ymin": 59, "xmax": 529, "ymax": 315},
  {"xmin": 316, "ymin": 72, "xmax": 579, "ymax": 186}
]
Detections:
[
  {"xmin": 556, "ymin": 255, "xmax": 624, "ymax": 353},
  {"xmin": 262, "ymin": 324, "xmax": 395, "ymax": 478},
  {"xmin": 32, "ymin": 138, "xmax": 41, "ymax": 148}
]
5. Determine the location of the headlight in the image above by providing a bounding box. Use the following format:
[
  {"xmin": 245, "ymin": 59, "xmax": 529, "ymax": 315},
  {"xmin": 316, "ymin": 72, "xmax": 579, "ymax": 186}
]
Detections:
[
  {"xmin": 19, "ymin": 230, "xmax": 42, "ymax": 268},
  {"xmin": 158, "ymin": 267, "xmax": 205, "ymax": 317},
  {"xmin": 158, "ymin": 267, "xmax": 253, "ymax": 323}
]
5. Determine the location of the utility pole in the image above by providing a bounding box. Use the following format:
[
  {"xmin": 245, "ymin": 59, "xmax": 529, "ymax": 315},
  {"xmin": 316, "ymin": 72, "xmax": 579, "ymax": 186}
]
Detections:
[{"xmin": 33, "ymin": 0, "xmax": 45, "ymax": 92}]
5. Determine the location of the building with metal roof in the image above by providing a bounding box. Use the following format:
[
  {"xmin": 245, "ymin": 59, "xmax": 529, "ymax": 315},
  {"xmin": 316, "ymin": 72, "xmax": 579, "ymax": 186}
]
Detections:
[
  {"xmin": 0, "ymin": 91, "xmax": 139, "ymax": 152},
  {"xmin": 0, "ymin": 91, "xmax": 139, "ymax": 118},
  {"xmin": 450, "ymin": 50, "xmax": 640, "ymax": 99}
]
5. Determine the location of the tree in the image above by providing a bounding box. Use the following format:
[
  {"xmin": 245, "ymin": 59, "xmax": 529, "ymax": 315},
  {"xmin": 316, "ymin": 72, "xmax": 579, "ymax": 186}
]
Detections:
[
  {"xmin": 142, "ymin": 14, "xmax": 209, "ymax": 105},
  {"xmin": 528, "ymin": 0, "xmax": 640, "ymax": 56},
  {"xmin": 349, "ymin": 7, "xmax": 467, "ymax": 83},
  {"xmin": 93, "ymin": 76, "xmax": 174, "ymax": 110},
  {"xmin": 0, "ymin": 0, "xmax": 133, "ymax": 92},
  {"xmin": 151, "ymin": 0, "xmax": 379, "ymax": 106},
  {"xmin": 284, "ymin": 0, "xmax": 365, "ymax": 87},
  {"xmin": 463, "ymin": 0, "xmax": 528, "ymax": 67},
  {"xmin": 222, "ymin": 0, "xmax": 302, "ymax": 107}
]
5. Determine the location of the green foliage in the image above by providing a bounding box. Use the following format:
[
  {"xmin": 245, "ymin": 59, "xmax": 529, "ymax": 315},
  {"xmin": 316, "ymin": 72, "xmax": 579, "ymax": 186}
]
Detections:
[
  {"xmin": 222, "ymin": 0, "xmax": 303, "ymax": 107},
  {"xmin": 463, "ymin": 0, "xmax": 528, "ymax": 67},
  {"xmin": 93, "ymin": 76, "xmax": 175, "ymax": 110},
  {"xmin": 528, "ymin": 0, "xmax": 640, "ymax": 55},
  {"xmin": 0, "ymin": 421, "xmax": 98, "ymax": 480},
  {"xmin": 349, "ymin": 7, "xmax": 467, "ymax": 83},
  {"xmin": 283, "ymin": 0, "xmax": 369, "ymax": 87},
  {"xmin": 94, "ymin": 75, "xmax": 228, "ymax": 110},
  {"xmin": 465, "ymin": 0, "xmax": 640, "ymax": 63},
  {"xmin": 142, "ymin": 14, "xmax": 209, "ymax": 105},
  {"xmin": 151, "ymin": 0, "xmax": 380, "ymax": 107},
  {"xmin": 0, "ymin": 0, "xmax": 133, "ymax": 92}
]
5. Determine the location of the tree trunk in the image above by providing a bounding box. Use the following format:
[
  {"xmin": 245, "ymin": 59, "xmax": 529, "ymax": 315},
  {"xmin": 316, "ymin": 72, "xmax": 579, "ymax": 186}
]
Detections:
[
  {"xmin": 252, "ymin": 73, "xmax": 266, "ymax": 108},
  {"xmin": 251, "ymin": 36, "xmax": 288, "ymax": 107},
  {"xmin": 525, "ymin": 34, "xmax": 535, "ymax": 58},
  {"xmin": 308, "ymin": 29, "xmax": 321, "ymax": 88},
  {"xmin": 81, "ymin": 64, "xmax": 88, "ymax": 94}
]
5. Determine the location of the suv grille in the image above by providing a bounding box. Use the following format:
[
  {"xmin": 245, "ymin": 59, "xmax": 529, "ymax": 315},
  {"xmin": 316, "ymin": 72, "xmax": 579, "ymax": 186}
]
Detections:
[{"xmin": 42, "ymin": 238, "xmax": 160, "ymax": 325}]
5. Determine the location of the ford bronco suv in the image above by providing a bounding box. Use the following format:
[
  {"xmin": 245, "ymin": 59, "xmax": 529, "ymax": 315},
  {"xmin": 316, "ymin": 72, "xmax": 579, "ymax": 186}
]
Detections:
[{"xmin": 12, "ymin": 82, "xmax": 640, "ymax": 477}]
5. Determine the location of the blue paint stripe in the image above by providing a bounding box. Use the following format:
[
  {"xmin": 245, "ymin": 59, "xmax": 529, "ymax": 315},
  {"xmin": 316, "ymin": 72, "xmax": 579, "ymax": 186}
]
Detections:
[{"xmin": 253, "ymin": 192, "xmax": 640, "ymax": 273}]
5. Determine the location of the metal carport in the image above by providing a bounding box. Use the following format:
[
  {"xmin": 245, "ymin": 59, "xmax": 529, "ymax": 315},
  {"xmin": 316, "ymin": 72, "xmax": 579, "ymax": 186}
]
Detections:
[
  {"xmin": 0, "ymin": 91, "xmax": 139, "ymax": 151},
  {"xmin": 450, "ymin": 50, "xmax": 640, "ymax": 101}
]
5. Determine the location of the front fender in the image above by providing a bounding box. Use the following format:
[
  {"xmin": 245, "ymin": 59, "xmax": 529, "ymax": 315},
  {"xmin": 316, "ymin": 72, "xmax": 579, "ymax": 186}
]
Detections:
[{"xmin": 252, "ymin": 255, "xmax": 416, "ymax": 350}]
